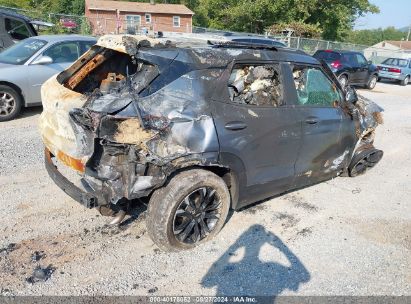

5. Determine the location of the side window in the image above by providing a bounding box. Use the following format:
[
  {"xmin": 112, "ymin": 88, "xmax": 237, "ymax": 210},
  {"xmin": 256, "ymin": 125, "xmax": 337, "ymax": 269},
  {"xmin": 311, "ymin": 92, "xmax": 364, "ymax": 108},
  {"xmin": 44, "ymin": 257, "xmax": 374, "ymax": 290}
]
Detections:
[
  {"xmin": 173, "ymin": 16, "xmax": 181, "ymax": 27},
  {"xmin": 292, "ymin": 65, "xmax": 341, "ymax": 107},
  {"xmin": 347, "ymin": 54, "xmax": 358, "ymax": 66},
  {"xmin": 5, "ymin": 18, "xmax": 30, "ymax": 40},
  {"xmin": 43, "ymin": 42, "xmax": 80, "ymax": 63},
  {"xmin": 79, "ymin": 41, "xmax": 95, "ymax": 56},
  {"xmin": 356, "ymin": 54, "xmax": 367, "ymax": 66},
  {"xmin": 227, "ymin": 64, "xmax": 283, "ymax": 107}
]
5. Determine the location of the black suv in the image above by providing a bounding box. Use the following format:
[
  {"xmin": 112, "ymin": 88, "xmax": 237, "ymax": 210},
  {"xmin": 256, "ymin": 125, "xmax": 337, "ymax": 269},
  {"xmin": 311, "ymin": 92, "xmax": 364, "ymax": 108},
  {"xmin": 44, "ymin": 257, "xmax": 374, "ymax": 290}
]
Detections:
[
  {"xmin": 313, "ymin": 50, "xmax": 379, "ymax": 89},
  {"xmin": 40, "ymin": 36, "xmax": 383, "ymax": 251},
  {"xmin": 0, "ymin": 9, "xmax": 50, "ymax": 51}
]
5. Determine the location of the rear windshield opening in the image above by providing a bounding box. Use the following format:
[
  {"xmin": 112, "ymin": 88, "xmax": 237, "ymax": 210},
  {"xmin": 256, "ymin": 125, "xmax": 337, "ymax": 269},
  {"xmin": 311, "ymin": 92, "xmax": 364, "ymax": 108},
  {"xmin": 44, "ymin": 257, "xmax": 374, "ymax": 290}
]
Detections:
[{"xmin": 60, "ymin": 46, "xmax": 158, "ymax": 97}]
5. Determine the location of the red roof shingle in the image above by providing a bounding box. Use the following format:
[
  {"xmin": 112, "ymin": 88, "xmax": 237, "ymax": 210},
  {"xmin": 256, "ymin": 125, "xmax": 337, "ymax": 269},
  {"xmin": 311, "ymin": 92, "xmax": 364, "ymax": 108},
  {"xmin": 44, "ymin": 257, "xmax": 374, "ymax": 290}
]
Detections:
[{"xmin": 86, "ymin": 0, "xmax": 195, "ymax": 15}]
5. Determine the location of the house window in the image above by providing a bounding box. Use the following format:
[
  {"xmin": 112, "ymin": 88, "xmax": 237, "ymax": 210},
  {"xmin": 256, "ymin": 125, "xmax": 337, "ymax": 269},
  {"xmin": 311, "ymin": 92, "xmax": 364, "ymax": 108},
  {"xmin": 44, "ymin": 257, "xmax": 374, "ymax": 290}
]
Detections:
[
  {"xmin": 145, "ymin": 13, "xmax": 151, "ymax": 23},
  {"xmin": 173, "ymin": 16, "xmax": 180, "ymax": 27},
  {"xmin": 126, "ymin": 15, "xmax": 141, "ymax": 34}
]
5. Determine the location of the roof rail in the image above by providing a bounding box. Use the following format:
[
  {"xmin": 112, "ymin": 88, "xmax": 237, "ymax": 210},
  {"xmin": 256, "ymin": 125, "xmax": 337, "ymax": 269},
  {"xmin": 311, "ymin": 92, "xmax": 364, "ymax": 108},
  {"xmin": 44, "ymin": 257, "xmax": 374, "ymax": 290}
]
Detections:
[{"xmin": 207, "ymin": 40, "xmax": 278, "ymax": 51}]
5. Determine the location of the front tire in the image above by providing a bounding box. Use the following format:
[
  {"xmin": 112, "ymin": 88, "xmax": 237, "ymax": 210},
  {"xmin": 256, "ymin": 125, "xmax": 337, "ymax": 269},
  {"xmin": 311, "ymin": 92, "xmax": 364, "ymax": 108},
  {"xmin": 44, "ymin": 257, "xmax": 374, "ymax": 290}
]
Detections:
[
  {"xmin": 147, "ymin": 169, "xmax": 230, "ymax": 251},
  {"xmin": 0, "ymin": 85, "xmax": 22, "ymax": 122},
  {"xmin": 400, "ymin": 76, "xmax": 409, "ymax": 86},
  {"xmin": 366, "ymin": 74, "xmax": 378, "ymax": 90}
]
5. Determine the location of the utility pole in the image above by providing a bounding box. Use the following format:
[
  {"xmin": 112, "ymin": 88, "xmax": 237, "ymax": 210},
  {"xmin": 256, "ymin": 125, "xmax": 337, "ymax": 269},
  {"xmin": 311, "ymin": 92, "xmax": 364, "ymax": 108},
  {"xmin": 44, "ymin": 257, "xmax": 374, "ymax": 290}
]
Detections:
[{"xmin": 407, "ymin": 24, "xmax": 410, "ymax": 41}]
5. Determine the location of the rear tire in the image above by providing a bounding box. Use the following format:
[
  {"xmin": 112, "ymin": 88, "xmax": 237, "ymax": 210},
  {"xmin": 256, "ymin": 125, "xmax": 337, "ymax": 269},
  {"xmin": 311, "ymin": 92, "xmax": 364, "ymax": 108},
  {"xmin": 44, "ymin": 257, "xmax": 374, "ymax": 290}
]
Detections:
[
  {"xmin": 366, "ymin": 74, "xmax": 378, "ymax": 90},
  {"xmin": 0, "ymin": 85, "xmax": 22, "ymax": 122},
  {"xmin": 400, "ymin": 76, "xmax": 409, "ymax": 86},
  {"xmin": 147, "ymin": 169, "xmax": 230, "ymax": 251}
]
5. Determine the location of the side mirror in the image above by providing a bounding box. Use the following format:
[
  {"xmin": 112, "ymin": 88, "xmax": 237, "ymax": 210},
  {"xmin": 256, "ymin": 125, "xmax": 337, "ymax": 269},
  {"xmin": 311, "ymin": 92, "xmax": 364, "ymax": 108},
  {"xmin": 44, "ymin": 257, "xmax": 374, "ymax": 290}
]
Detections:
[
  {"xmin": 367, "ymin": 60, "xmax": 372, "ymax": 65},
  {"xmin": 345, "ymin": 86, "xmax": 358, "ymax": 103},
  {"xmin": 31, "ymin": 55, "xmax": 53, "ymax": 65}
]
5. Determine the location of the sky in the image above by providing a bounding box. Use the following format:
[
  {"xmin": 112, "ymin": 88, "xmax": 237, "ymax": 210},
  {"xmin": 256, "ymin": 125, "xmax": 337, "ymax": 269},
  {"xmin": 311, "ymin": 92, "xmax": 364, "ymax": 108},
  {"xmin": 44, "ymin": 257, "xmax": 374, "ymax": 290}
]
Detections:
[{"xmin": 354, "ymin": 0, "xmax": 411, "ymax": 30}]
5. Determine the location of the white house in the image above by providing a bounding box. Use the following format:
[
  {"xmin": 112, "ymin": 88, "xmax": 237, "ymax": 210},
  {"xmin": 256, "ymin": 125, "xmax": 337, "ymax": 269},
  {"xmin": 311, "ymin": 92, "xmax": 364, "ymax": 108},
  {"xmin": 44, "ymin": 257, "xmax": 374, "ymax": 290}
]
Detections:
[{"xmin": 364, "ymin": 40, "xmax": 411, "ymax": 61}]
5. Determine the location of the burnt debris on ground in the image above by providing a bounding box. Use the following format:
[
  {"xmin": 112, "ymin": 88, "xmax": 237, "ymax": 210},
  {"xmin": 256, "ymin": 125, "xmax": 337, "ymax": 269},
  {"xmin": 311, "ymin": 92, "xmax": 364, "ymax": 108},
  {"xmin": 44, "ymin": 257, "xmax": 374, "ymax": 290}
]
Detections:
[{"xmin": 26, "ymin": 265, "xmax": 56, "ymax": 284}]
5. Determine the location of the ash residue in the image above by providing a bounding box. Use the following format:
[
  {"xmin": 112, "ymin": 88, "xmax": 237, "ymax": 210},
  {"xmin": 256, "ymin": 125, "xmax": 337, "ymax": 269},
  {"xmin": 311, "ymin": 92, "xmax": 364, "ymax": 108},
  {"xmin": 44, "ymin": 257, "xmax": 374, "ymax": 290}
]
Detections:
[
  {"xmin": 31, "ymin": 251, "xmax": 46, "ymax": 262},
  {"xmin": 26, "ymin": 265, "xmax": 56, "ymax": 284},
  {"xmin": 285, "ymin": 195, "xmax": 318, "ymax": 212},
  {"xmin": 0, "ymin": 243, "xmax": 19, "ymax": 255},
  {"xmin": 275, "ymin": 213, "xmax": 300, "ymax": 229}
]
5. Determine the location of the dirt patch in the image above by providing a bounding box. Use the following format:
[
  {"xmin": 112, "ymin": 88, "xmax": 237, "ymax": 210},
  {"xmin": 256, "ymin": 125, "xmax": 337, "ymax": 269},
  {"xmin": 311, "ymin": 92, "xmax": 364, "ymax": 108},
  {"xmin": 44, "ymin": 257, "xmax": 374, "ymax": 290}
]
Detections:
[
  {"xmin": 351, "ymin": 219, "xmax": 411, "ymax": 250},
  {"xmin": 0, "ymin": 212, "xmax": 147, "ymax": 289}
]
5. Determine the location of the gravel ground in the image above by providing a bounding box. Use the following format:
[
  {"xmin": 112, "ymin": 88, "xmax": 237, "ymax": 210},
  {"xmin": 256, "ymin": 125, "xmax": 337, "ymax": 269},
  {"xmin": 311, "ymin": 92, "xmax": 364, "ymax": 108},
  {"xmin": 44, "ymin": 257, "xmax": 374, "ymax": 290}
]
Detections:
[{"xmin": 0, "ymin": 81, "xmax": 410, "ymax": 296}]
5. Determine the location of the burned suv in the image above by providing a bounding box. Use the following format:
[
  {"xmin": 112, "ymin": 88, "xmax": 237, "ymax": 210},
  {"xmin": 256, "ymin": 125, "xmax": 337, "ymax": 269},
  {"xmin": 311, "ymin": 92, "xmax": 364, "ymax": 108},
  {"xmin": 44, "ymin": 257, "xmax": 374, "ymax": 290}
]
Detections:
[{"xmin": 39, "ymin": 35, "xmax": 383, "ymax": 251}]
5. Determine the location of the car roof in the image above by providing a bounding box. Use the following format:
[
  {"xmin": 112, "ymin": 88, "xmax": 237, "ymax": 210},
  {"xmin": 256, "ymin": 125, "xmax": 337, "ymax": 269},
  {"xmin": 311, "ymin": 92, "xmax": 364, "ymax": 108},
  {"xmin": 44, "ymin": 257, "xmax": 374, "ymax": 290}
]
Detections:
[
  {"xmin": 227, "ymin": 36, "xmax": 277, "ymax": 40},
  {"xmin": 315, "ymin": 49, "xmax": 360, "ymax": 55},
  {"xmin": 25, "ymin": 35, "xmax": 97, "ymax": 43},
  {"xmin": 0, "ymin": 9, "xmax": 32, "ymax": 22},
  {"xmin": 139, "ymin": 44, "xmax": 319, "ymax": 68}
]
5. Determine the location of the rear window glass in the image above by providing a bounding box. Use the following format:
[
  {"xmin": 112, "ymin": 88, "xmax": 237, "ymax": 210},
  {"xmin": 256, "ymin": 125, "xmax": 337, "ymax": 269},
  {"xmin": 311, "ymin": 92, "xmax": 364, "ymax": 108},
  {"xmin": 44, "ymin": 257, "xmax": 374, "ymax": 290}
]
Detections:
[
  {"xmin": 314, "ymin": 51, "xmax": 341, "ymax": 61},
  {"xmin": 382, "ymin": 58, "xmax": 408, "ymax": 67}
]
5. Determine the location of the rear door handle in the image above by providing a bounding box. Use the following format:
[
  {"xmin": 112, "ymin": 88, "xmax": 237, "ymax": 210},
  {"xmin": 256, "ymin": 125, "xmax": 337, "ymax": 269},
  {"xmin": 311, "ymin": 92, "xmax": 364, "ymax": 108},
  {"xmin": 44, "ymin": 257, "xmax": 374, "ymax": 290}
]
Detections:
[
  {"xmin": 305, "ymin": 116, "xmax": 319, "ymax": 124},
  {"xmin": 225, "ymin": 121, "xmax": 248, "ymax": 130}
]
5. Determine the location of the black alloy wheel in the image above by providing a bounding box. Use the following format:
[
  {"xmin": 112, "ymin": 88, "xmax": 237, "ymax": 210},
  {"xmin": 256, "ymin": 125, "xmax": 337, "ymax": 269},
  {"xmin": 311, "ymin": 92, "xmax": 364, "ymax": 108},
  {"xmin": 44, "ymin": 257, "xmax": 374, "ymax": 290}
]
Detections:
[{"xmin": 173, "ymin": 187, "xmax": 221, "ymax": 244}]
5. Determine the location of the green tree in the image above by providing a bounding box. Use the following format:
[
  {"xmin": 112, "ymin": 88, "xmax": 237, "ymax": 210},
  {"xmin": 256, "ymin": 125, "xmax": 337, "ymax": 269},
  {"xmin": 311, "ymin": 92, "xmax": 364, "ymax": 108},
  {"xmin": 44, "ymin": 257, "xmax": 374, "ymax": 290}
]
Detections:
[
  {"xmin": 189, "ymin": 0, "xmax": 378, "ymax": 40},
  {"xmin": 345, "ymin": 27, "xmax": 407, "ymax": 46}
]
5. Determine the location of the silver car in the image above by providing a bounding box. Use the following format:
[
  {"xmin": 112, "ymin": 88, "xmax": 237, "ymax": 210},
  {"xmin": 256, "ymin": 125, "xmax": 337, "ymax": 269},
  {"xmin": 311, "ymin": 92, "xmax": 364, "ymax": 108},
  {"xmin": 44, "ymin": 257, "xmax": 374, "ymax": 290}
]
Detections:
[
  {"xmin": 377, "ymin": 58, "xmax": 411, "ymax": 86},
  {"xmin": 0, "ymin": 35, "xmax": 96, "ymax": 121}
]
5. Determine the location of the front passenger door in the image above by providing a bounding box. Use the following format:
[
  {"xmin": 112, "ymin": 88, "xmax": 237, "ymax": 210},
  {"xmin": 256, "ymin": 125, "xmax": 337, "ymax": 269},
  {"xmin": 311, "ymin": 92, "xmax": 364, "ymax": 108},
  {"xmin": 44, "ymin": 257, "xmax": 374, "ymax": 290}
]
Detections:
[{"xmin": 290, "ymin": 65, "xmax": 353, "ymax": 187}]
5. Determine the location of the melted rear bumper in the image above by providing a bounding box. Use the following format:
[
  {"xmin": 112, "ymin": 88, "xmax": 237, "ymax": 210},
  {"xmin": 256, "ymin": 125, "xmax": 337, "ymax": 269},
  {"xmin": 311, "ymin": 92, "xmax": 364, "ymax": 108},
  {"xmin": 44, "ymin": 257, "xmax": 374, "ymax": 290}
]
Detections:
[{"xmin": 45, "ymin": 148, "xmax": 106, "ymax": 208}]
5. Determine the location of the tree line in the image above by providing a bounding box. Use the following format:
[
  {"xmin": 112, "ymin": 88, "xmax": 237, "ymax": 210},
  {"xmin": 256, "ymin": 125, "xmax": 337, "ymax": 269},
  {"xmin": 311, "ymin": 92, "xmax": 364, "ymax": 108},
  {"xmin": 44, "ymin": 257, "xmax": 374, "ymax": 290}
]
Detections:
[{"xmin": 0, "ymin": 0, "xmax": 408, "ymax": 45}]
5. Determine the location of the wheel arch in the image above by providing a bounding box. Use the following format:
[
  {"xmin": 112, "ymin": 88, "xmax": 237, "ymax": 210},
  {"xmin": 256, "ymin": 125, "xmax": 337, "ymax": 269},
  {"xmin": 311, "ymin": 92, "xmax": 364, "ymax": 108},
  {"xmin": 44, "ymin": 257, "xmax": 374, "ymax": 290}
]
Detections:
[
  {"xmin": 0, "ymin": 81, "xmax": 25, "ymax": 105},
  {"xmin": 165, "ymin": 163, "xmax": 239, "ymax": 210}
]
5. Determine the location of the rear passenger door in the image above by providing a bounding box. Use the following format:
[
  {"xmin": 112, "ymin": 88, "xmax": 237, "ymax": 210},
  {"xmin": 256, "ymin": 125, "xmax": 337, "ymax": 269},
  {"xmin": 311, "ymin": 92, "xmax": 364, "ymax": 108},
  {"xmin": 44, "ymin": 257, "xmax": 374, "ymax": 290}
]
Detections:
[
  {"xmin": 355, "ymin": 53, "xmax": 370, "ymax": 84},
  {"xmin": 288, "ymin": 64, "xmax": 353, "ymax": 187},
  {"xmin": 212, "ymin": 62, "xmax": 303, "ymax": 208},
  {"xmin": 345, "ymin": 53, "xmax": 362, "ymax": 84}
]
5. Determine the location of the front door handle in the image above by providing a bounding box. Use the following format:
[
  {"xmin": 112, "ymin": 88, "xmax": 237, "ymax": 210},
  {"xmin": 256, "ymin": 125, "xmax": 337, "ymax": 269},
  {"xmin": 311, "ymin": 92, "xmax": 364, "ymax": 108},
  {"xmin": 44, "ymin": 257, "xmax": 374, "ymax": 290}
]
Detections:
[
  {"xmin": 225, "ymin": 121, "xmax": 248, "ymax": 130},
  {"xmin": 305, "ymin": 116, "xmax": 319, "ymax": 124}
]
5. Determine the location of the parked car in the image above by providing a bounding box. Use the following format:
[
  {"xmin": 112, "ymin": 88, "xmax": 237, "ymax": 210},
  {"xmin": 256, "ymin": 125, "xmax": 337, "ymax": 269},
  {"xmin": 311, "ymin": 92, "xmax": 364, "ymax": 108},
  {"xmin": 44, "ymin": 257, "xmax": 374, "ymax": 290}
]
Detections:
[
  {"xmin": 39, "ymin": 36, "xmax": 384, "ymax": 251},
  {"xmin": 0, "ymin": 35, "xmax": 96, "ymax": 121},
  {"xmin": 60, "ymin": 18, "xmax": 78, "ymax": 30},
  {"xmin": 313, "ymin": 50, "xmax": 379, "ymax": 89},
  {"xmin": 223, "ymin": 35, "xmax": 287, "ymax": 47},
  {"xmin": 377, "ymin": 57, "xmax": 411, "ymax": 86},
  {"xmin": 0, "ymin": 9, "xmax": 52, "ymax": 51}
]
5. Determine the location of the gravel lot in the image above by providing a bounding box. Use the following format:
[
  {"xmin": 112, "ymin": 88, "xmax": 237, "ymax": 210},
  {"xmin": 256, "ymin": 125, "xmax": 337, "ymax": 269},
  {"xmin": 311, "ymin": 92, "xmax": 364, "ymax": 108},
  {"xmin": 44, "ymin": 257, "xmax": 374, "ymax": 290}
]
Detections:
[{"xmin": 0, "ymin": 81, "xmax": 410, "ymax": 296}]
